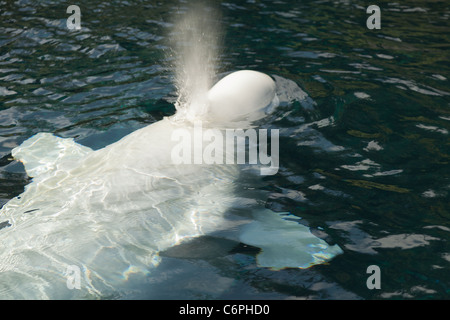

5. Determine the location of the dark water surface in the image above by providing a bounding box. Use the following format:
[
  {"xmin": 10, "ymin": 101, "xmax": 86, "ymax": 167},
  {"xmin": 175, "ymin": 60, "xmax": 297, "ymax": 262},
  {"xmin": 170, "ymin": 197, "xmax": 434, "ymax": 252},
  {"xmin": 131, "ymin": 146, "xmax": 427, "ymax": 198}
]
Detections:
[{"xmin": 0, "ymin": 0, "xmax": 449, "ymax": 299}]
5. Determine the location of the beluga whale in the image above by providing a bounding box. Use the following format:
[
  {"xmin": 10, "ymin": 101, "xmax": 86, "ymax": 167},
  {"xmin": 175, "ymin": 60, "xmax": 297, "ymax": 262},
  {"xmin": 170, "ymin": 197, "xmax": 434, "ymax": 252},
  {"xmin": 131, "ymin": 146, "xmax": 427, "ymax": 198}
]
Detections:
[{"xmin": 0, "ymin": 8, "xmax": 342, "ymax": 300}]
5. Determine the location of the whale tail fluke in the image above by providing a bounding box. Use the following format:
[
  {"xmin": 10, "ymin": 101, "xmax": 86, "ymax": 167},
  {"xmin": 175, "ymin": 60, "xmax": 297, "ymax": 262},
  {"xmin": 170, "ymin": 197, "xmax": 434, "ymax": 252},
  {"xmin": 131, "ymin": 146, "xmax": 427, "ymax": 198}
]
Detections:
[
  {"xmin": 239, "ymin": 210, "xmax": 343, "ymax": 270},
  {"xmin": 12, "ymin": 132, "xmax": 92, "ymax": 178}
]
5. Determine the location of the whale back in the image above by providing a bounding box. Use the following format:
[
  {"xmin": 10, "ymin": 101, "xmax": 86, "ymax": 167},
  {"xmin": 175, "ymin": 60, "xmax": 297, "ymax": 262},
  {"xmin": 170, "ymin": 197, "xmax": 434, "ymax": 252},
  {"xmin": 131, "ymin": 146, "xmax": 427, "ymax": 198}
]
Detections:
[
  {"xmin": 0, "ymin": 71, "xmax": 343, "ymax": 299},
  {"xmin": 0, "ymin": 120, "xmax": 240, "ymax": 299}
]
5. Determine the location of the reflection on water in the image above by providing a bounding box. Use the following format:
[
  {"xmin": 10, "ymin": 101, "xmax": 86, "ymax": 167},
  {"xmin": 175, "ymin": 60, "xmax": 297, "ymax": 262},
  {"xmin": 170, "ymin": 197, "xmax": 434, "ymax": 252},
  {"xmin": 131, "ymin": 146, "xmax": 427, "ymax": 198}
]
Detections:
[{"xmin": 0, "ymin": 0, "xmax": 449, "ymax": 299}]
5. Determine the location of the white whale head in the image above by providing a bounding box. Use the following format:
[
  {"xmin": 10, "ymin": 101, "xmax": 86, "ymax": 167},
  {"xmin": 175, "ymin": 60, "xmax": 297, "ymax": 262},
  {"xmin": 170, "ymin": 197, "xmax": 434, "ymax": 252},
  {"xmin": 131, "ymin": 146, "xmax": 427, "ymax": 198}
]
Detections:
[
  {"xmin": 207, "ymin": 70, "xmax": 279, "ymax": 123},
  {"xmin": 177, "ymin": 70, "xmax": 279, "ymax": 125}
]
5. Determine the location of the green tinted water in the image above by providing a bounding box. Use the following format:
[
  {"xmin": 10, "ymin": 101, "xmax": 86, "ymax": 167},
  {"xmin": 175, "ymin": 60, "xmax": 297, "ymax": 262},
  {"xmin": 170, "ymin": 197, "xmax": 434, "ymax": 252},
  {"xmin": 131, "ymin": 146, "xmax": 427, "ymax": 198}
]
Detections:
[{"xmin": 0, "ymin": 0, "xmax": 448, "ymax": 299}]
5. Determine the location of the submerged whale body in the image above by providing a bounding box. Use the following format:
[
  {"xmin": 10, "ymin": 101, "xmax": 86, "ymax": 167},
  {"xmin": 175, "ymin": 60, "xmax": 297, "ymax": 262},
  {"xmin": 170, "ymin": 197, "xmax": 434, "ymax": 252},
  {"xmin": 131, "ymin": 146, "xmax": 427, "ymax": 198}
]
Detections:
[{"xmin": 0, "ymin": 70, "xmax": 342, "ymax": 299}]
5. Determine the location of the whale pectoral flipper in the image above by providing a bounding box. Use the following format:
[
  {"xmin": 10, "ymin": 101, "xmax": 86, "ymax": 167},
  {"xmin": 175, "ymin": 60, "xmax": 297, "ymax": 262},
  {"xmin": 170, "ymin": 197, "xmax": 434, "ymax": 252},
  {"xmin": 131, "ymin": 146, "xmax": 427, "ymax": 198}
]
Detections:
[
  {"xmin": 12, "ymin": 132, "xmax": 93, "ymax": 178},
  {"xmin": 239, "ymin": 210, "xmax": 342, "ymax": 270}
]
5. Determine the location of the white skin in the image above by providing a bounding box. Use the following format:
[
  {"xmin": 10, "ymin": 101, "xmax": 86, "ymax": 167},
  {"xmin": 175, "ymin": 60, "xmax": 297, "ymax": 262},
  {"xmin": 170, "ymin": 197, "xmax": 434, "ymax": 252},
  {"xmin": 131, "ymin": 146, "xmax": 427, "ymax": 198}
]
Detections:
[{"xmin": 0, "ymin": 70, "xmax": 341, "ymax": 299}]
